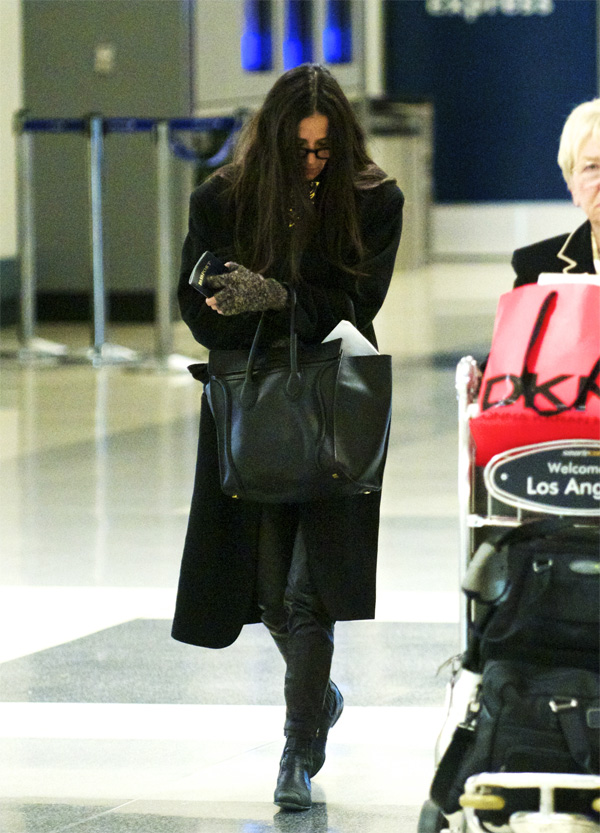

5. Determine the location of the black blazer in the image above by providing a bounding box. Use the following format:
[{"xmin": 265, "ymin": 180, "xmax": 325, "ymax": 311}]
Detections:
[{"xmin": 511, "ymin": 220, "xmax": 595, "ymax": 288}]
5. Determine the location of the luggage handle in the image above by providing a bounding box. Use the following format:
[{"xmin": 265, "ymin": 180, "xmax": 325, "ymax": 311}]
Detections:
[
  {"xmin": 240, "ymin": 286, "xmax": 303, "ymax": 408},
  {"xmin": 521, "ymin": 290, "xmax": 600, "ymax": 417},
  {"xmin": 550, "ymin": 697, "xmax": 595, "ymax": 774}
]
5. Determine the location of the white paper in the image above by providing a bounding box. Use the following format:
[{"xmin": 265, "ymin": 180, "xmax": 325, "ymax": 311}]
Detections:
[
  {"xmin": 538, "ymin": 272, "xmax": 600, "ymax": 286},
  {"xmin": 322, "ymin": 320, "xmax": 379, "ymax": 356}
]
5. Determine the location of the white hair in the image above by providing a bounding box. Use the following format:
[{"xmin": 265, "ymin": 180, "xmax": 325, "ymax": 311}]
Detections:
[{"xmin": 557, "ymin": 98, "xmax": 600, "ymax": 186}]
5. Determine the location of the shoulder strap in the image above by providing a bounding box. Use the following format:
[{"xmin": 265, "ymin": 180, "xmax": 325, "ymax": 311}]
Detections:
[
  {"xmin": 486, "ymin": 517, "xmax": 571, "ymax": 552},
  {"xmin": 551, "ymin": 698, "xmax": 595, "ymax": 774}
]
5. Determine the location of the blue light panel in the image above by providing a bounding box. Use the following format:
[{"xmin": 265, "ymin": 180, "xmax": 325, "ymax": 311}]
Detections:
[
  {"xmin": 241, "ymin": 0, "xmax": 273, "ymax": 72},
  {"xmin": 284, "ymin": 0, "xmax": 313, "ymax": 69},
  {"xmin": 323, "ymin": 0, "xmax": 352, "ymax": 64}
]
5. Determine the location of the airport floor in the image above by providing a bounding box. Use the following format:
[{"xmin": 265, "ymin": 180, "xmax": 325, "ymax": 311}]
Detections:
[{"xmin": 0, "ymin": 262, "xmax": 512, "ymax": 833}]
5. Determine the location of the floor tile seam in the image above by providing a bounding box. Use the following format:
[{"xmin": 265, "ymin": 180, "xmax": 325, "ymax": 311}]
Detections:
[
  {"xmin": 42, "ymin": 799, "xmax": 141, "ymax": 833},
  {"xmin": 142, "ymin": 733, "xmax": 438, "ymax": 804},
  {"xmin": 0, "ymin": 627, "xmax": 457, "ymax": 664},
  {"xmin": 0, "ymin": 588, "xmax": 459, "ymax": 663},
  {"xmin": 0, "ymin": 585, "xmax": 177, "ymax": 596},
  {"xmin": 0, "ymin": 586, "xmax": 457, "ymax": 600},
  {"xmin": 0, "ymin": 418, "xmax": 198, "ymax": 459},
  {"xmin": 30, "ymin": 738, "xmax": 287, "ymax": 832},
  {"xmin": 0, "ymin": 588, "xmax": 178, "ymax": 663},
  {"xmin": 0, "ymin": 703, "xmax": 446, "ymax": 741},
  {"xmin": 379, "ymin": 509, "xmax": 458, "ymax": 518}
]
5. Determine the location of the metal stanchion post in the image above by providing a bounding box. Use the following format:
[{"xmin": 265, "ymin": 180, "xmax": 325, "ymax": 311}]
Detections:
[
  {"xmin": 85, "ymin": 114, "xmax": 138, "ymax": 366},
  {"xmin": 11, "ymin": 111, "xmax": 66, "ymax": 360},
  {"xmin": 131, "ymin": 118, "xmax": 195, "ymax": 373},
  {"xmin": 88, "ymin": 115, "xmax": 108, "ymax": 360},
  {"xmin": 17, "ymin": 113, "xmax": 36, "ymax": 347},
  {"xmin": 147, "ymin": 114, "xmax": 240, "ymax": 373},
  {"xmin": 155, "ymin": 121, "xmax": 174, "ymax": 363}
]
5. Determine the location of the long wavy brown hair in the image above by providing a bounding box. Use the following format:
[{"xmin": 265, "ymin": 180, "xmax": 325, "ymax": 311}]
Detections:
[{"xmin": 220, "ymin": 64, "xmax": 386, "ymax": 282}]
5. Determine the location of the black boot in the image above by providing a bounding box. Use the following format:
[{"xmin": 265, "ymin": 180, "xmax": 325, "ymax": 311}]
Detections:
[
  {"xmin": 274, "ymin": 737, "xmax": 313, "ymax": 811},
  {"xmin": 309, "ymin": 680, "xmax": 344, "ymax": 777}
]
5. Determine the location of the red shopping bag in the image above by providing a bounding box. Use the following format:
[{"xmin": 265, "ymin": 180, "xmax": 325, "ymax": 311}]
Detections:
[{"xmin": 470, "ymin": 283, "xmax": 600, "ymax": 466}]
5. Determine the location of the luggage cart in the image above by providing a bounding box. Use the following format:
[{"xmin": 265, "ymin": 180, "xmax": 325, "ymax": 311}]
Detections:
[{"xmin": 418, "ymin": 355, "xmax": 600, "ymax": 833}]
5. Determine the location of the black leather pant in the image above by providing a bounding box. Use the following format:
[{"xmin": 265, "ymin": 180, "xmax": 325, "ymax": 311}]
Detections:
[{"xmin": 257, "ymin": 504, "xmax": 335, "ymax": 739}]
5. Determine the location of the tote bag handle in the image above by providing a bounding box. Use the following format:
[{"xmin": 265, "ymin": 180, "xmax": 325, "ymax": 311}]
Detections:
[{"xmin": 240, "ymin": 286, "xmax": 303, "ymax": 408}]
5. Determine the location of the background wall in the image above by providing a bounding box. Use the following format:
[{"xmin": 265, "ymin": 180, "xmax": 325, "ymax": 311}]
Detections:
[
  {"xmin": 1, "ymin": 0, "xmax": 599, "ymax": 327},
  {"xmin": 1, "ymin": 0, "xmax": 365, "ymax": 324},
  {"xmin": 0, "ymin": 0, "xmax": 23, "ymax": 320},
  {"xmin": 385, "ymin": 0, "xmax": 598, "ymax": 258},
  {"xmin": 18, "ymin": 0, "xmax": 193, "ymax": 321}
]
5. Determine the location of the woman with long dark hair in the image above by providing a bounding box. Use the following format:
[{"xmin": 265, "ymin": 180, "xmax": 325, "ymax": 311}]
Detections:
[{"xmin": 172, "ymin": 64, "xmax": 404, "ymax": 811}]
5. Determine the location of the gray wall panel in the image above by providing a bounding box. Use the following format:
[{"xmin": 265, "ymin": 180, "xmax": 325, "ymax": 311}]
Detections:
[{"xmin": 23, "ymin": 0, "xmax": 192, "ymax": 297}]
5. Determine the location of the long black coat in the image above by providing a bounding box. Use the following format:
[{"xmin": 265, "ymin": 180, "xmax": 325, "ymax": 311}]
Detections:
[
  {"xmin": 172, "ymin": 172, "xmax": 404, "ymax": 649},
  {"xmin": 512, "ymin": 220, "xmax": 595, "ymax": 287}
]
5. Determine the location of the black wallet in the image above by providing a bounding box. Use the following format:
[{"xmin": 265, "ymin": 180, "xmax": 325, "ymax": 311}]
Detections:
[{"xmin": 188, "ymin": 251, "xmax": 228, "ymax": 296}]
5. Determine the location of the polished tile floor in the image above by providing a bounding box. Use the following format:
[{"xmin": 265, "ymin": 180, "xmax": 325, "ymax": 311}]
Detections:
[{"xmin": 0, "ymin": 262, "xmax": 512, "ymax": 833}]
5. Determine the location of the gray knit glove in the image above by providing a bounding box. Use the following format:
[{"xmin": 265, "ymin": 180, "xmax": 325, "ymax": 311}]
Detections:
[{"xmin": 206, "ymin": 263, "xmax": 288, "ymax": 316}]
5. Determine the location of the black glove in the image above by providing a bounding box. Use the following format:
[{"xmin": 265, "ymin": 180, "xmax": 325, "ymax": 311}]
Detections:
[{"xmin": 206, "ymin": 263, "xmax": 288, "ymax": 316}]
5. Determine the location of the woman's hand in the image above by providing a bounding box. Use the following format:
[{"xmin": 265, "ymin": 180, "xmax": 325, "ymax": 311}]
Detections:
[{"xmin": 205, "ymin": 263, "xmax": 287, "ymax": 316}]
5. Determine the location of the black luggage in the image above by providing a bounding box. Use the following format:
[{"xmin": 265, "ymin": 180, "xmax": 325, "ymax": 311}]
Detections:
[
  {"xmin": 431, "ymin": 659, "xmax": 600, "ymax": 816},
  {"xmin": 431, "ymin": 518, "xmax": 600, "ymax": 821},
  {"xmin": 462, "ymin": 519, "xmax": 599, "ymax": 673}
]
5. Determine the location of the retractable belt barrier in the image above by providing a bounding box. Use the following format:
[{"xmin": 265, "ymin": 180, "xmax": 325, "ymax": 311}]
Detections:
[{"xmin": 13, "ymin": 111, "xmax": 241, "ymax": 368}]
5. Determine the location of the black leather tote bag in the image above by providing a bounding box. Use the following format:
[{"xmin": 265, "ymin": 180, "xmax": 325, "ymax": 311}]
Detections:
[{"xmin": 189, "ymin": 291, "xmax": 392, "ymax": 503}]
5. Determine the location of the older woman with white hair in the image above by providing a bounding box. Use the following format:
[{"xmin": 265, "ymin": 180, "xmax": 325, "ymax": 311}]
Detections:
[{"xmin": 512, "ymin": 98, "xmax": 600, "ymax": 286}]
